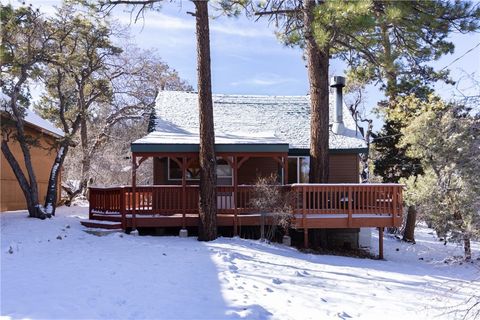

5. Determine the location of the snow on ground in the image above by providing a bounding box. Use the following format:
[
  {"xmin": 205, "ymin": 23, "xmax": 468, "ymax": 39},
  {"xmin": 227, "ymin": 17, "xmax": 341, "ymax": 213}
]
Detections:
[{"xmin": 1, "ymin": 206, "xmax": 479, "ymax": 320}]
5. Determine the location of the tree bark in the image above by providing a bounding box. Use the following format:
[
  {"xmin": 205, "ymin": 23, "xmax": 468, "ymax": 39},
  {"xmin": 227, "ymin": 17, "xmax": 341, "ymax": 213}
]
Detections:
[
  {"xmin": 2, "ymin": 70, "xmax": 46, "ymax": 219},
  {"xmin": 1, "ymin": 139, "xmax": 45, "ymax": 219},
  {"xmin": 464, "ymin": 236, "xmax": 472, "ymax": 260},
  {"xmin": 304, "ymin": 0, "xmax": 329, "ymax": 183},
  {"xmin": 43, "ymin": 144, "xmax": 68, "ymax": 215},
  {"xmin": 79, "ymin": 117, "xmax": 92, "ymax": 198},
  {"xmin": 194, "ymin": 0, "xmax": 217, "ymax": 241},
  {"xmin": 402, "ymin": 205, "xmax": 416, "ymax": 243}
]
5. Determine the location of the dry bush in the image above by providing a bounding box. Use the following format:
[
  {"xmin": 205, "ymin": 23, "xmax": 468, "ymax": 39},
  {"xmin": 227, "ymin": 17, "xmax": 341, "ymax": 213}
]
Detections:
[{"xmin": 251, "ymin": 174, "xmax": 294, "ymax": 241}]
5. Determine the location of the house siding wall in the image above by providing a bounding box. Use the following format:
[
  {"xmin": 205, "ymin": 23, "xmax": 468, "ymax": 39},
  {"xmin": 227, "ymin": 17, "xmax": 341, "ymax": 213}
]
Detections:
[
  {"xmin": 328, "ymin": 154, "xmax": 360, "ymax": 183},
  {"xmin": 153, "ymin": 154, "xmax": 359, "ymax": 185},
  {"xmin": 238, "ymin": 157, "xmax": 280, "ymax": 185},
  {"xmin": 1, "ymin": 125, "xmax": 61, "ymax": 212}
]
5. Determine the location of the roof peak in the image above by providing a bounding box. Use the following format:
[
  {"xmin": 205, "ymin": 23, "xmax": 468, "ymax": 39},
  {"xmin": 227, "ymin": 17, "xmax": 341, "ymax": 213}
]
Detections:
[{"xmin": 158, "ymin": 90, "xmax": 311, "ymax": 99}]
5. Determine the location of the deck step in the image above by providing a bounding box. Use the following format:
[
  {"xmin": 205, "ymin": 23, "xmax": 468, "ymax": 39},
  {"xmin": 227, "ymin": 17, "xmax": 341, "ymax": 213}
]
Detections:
[{"xmin": 81, "ymin": 219, "xmax": 122, "ymax": 230}]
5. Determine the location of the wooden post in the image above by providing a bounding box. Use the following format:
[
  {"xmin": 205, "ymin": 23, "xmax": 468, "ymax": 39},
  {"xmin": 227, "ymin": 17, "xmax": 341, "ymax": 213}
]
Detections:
[
  {"xmin": 120, "ymin": 187, "xmax": 126, "ymax": 230},
  {"xmin": 379, "ymin": 227, "xmax": 384, "ymax": 260},
  {"xmin": 347, "ymin": 186, "xmax": 352, "ymax": 227},
  {"xmin": 233, "ymin": 155, "xmax": 238, "ymax": 236},
  {"xmin": 88, "ymin": 187, "xmax": 93, "ymax": 220},
  {"xmin": 182, "ymin": 156, "xmax": 187, "ymax": 229},
  {"xmin": 303, "ymin": 185, "xmax": 308, "ymax": 248},
  {"xmin": 304, "ymin": 228, "xmax": 309, "ymax": 249},
  {"xmin": 392, "ymin": 186, "xmax": 398, "ymax": 226},
  {"xmin": 132, "ymin": 154, "xmax": 137, "ymax": 230}
]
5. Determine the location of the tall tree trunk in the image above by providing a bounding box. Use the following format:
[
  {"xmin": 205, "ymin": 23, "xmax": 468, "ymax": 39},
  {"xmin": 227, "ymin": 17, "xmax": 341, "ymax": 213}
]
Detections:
[
  {"xmin": 454, "ymin": 209, "xmax": 472, "ymax": 260},
  {"xmin": 1, "ymin": 139, "xmax": 45, "ymax": 219},
  {"xmin": 3, "ymin": 76, "xmax": 46, "ymax": 219},
  {"xmin": 402, "ymin": 205, "xmax": 416, "ymax": 242},
  {"xmin": 79, "ymin": 116, "xmax": 91, "ymax": 197},
  {"xmin": 304, "ymin": 0, "xmax": 329, "ymax": 183},
  {"xmin": 373, "ymin": 1, "xmax": 397, "ymax": 99},
  {"xmin": 464, "ymin": 235, "xmax": 472, "ymax": 260},
  {"xmin": 194, "ymin": 0, "xmax": 217, "ymax": 241},
  {"xmin": 43, "ymin": 144, "xmax": 68, "ymax": 216}
]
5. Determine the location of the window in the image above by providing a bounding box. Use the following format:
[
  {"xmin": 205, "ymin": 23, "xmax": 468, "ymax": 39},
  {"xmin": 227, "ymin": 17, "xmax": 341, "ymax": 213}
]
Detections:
[
  {"xmin": 288, "ymin": 156, "xmax": 310, "ymax": 184},
  {"xmin": 217, "ymin": 158, "xmax": 232, "ymax": 186},
  {"xmin": 168, "ymin": 157, "xmax": 233, "ymax": 185},
  {"xmin": 168, "ymin": 158, "xmax": 200, "ymax": 180}
]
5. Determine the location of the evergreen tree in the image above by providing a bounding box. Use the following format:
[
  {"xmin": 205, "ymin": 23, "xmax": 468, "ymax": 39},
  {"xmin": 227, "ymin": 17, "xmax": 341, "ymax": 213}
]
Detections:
[
  {"xmin": 86, "ymin": 0, "xmax": 218, "ymax": 241},
  {"xmin": 1, "ymin": 4, "xmax": 54, "ymax": 219},
  {"xmin": 221, "ymin": 0, "xmax": 373, "ymax": 182},
  {"xmin": 331, "ymin": 0, "xmax": 480, "ymax": 182},
  {"xmin": 398, "ymin": 95, "xmax": 480, "ymax": 259}
]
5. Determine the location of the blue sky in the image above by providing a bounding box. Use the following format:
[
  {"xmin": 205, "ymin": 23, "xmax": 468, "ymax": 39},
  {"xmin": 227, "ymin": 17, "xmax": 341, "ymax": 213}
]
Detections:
[{"xmin": 13, "ymin": 0, "xmax": 480, "ymax": 130}]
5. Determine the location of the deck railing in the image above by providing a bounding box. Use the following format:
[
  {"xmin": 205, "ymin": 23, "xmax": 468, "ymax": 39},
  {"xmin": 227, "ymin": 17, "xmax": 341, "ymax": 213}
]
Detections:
[{"xmin": 89, "ymin": 183, "xmax": 403, "ymax": 228}]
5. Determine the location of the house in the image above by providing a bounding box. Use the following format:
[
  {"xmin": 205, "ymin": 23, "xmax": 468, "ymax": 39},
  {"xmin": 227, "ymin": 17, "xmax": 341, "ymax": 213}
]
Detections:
[
  {"xmin": 1, "ymin": 109, "xmax": 64, "ymax": 211},
  {"xmin": 87, "ymin": 77, "xmax": 403, "ymax": 257}
]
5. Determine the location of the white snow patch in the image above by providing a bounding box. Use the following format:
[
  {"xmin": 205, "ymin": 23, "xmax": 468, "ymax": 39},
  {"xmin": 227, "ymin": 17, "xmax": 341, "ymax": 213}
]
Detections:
[{"xmin": 1, "ymin": 207, "xmax": 479, "ymax": 319}]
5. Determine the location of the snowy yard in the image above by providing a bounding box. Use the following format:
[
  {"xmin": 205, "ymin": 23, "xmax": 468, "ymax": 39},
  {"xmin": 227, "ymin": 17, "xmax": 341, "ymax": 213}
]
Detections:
[{"xmin": 1, "ymin": 206, "xmax": 479, "ymax": 320}]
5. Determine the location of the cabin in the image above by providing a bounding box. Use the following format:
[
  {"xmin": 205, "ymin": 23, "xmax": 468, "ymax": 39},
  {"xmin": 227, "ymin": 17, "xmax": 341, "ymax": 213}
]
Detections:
[
  {"xmin": 1, "ymin": 110, "xmax": 64, "ymax": 212},
  {"xmin": 87, "ymin": 77, "xmax": 403, "ymax": 257}
]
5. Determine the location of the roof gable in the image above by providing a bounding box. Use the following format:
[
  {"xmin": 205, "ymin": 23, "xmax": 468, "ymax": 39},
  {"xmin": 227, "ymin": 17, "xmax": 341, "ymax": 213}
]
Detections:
[{"xmin": 134, "ymin": 91, "xmax": 366, "ymax": 151}]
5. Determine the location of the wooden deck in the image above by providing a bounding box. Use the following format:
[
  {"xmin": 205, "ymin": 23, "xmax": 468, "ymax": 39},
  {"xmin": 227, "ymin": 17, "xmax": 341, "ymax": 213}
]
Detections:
[{"xmin": 88, "ymin": 183, "xmax": 403, "ymax": 230}]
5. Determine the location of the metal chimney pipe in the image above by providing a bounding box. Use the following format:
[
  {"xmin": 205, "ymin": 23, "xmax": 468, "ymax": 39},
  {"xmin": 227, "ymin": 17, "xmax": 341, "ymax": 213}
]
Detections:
[{"xmin": 330, "ymin": 76, "xmax": 346, "ymax": 134}]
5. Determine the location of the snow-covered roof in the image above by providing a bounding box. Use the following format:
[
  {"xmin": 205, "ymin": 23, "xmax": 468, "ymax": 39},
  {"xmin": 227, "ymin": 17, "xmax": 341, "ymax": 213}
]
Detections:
[
  {"xmin": 133, "ymin": 91, "xmax": 366, "ymax": 152},
  {"xmin": 1, "ymin": 92, "xmax": 64, "ymax": 138},
  {"xmin": 24, "ymin": 109, "xmax": 64, "ymax": 138}
]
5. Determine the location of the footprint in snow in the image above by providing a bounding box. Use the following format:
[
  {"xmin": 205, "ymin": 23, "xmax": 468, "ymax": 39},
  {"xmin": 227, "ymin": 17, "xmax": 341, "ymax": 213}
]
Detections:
[
  {"xmin": 272, "ymin": 278, "xmax": 282, "ymax": 285},
  {"xmin": 229, "ymin": 265, "xmax": 239, "ymax": 272},
  {"xmin": 266, "ymin": 287, "xmax": 273, "ymax": 293},
  {"xmin": 294, "ymin": 271, "xmax": 305, "ymax": 277}
]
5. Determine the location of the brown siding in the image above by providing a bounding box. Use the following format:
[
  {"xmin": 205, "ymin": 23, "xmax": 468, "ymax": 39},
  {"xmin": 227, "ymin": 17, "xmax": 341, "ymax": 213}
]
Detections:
[
  {"xmin": 153, "ymin": 157, "xmax": 169, "ymax": 185},
  {"xmin": 152, "ymin": 154, "xmax": 360, "ymax": 186},
  {"xmin": 1, "ymin": 125, "xmax": 61, "ymax": 212},
  {"xmin": 328, "ymin": 154, "xmax": 359, "ymax": 183},
  {"xmin": 238, "ymin": 157, "xmax": 280, "ymax": 185}
]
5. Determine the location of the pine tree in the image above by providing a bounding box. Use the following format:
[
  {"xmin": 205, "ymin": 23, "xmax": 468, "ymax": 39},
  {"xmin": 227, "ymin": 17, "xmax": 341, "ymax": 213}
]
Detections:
[
  {"xmin": 86, "ymin": 0, "xmax": 218, "ymax": 240},
  {"xmin": 399, "ymin": 95, "xmax": 480, "ymax": 259}
]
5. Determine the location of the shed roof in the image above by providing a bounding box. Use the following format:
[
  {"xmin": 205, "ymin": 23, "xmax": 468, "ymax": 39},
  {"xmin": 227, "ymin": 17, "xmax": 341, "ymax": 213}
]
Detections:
[
  {"xmin": 132, "ymin": 91, "xmax": 366, "ymax": 153},
  {"xmin": 1, "ymin": 92, "xmax": 64, "ymax": 138}
]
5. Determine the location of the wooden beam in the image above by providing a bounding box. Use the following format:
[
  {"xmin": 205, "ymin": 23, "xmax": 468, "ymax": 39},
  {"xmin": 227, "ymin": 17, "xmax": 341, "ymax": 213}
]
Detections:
[
  {"xmin": 233, "ymin": 156, "xmax": 238, "ymax": 236},
  {"xmin": 272, "ymin": 156, "xmax": 284, "ymax": 167},
  {"xmin": 304, "ymin": 228, "xmax": 309, "ymax": 249},
  {"xmin": 237, "ymin": 156, "xmax": 250, "ymax": 169},
  {"xmin": 132, "ymin": 154, "xmax": 137, "ymax": 231},
  {"xmin": 136, "ymin": 156, "xmax": 149, "ymax": 168},
  {"xmin": 186, "ymin": 156, "xmax": 198, "ymax": 169},
  {"xmin": 170, "ymin": 157, "xmax": 183, "ymax": 168},
  {"xmin": 379, "ymin": 227, "xmax": 384, "ymax": 260},
  {"xmin": 182, "ymin": 156, "xmax": 187, "ymax": 229}
]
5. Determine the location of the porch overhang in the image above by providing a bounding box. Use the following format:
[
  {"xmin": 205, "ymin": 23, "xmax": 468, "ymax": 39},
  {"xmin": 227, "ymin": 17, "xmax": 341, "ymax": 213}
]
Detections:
[
  {"xmin": 131, "ymin": 142, "xmax": 289, "ymax": 153},
  {"xmin": 131, "ymin": 130, "xmax": 289, "ymax": 154}
]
